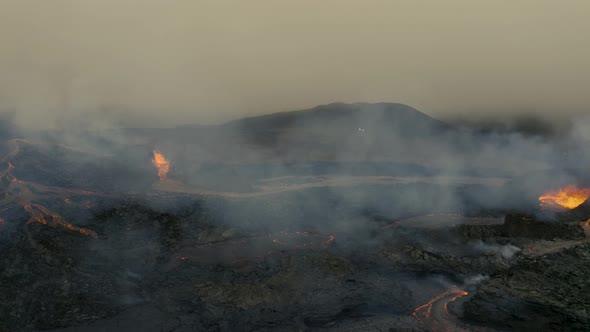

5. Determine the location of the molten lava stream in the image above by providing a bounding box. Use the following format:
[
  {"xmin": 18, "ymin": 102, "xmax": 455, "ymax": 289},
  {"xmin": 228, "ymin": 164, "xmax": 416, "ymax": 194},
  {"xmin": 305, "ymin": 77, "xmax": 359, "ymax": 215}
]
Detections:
[
  {"xmin": 413, "ymin": 289, "xmax": 470, "ymax": 332},
  {"xmin": 23, "ymin": 203, "xmax": 97, "ymax": 237},
  {"xmin": 539, "ymin": 185, "xmax": 590, "ymax": 210}
]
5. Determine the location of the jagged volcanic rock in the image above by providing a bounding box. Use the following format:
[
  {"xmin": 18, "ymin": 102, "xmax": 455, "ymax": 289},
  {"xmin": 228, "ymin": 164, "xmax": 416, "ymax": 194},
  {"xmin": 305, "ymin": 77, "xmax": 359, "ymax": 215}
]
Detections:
[{"xmin": 463, "ymin": 243, "xmax": 590, "ymax": 331}]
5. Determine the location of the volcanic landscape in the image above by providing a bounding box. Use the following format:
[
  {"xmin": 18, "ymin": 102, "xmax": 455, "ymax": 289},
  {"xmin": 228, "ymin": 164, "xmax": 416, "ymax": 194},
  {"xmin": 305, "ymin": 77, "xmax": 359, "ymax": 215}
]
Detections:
[{"xmin": 1, "ymin": 103, "xmax": 590, "ymax": 331}]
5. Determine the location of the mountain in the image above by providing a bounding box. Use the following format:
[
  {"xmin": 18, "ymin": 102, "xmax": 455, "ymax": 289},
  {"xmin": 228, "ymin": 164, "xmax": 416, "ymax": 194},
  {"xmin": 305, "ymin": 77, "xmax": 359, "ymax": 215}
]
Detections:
[
  {"xmin": 225, "ymin": 102, "xmax": 454, "ymax": 159},
  {"xmin": 223, "ymin": 102, "xmax": 451, "ymax": 139},
  {"xmin": 122, "ymin": 102, "xmax": 457, "ymax": 164}
]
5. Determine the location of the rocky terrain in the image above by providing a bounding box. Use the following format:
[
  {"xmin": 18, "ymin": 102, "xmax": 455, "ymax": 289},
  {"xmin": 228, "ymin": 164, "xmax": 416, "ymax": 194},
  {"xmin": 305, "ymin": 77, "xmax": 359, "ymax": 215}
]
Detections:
[{"xmin": 1, "ymin": 189, "xmax": 588, "ymax": 331}]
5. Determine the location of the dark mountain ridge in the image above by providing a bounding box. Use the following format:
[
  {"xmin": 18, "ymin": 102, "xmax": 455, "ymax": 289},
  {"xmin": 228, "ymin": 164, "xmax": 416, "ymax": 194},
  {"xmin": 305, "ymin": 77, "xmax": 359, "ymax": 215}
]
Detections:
[{"xmin": 223, "ymin": 102, "xmax": 451, "ymax": 134}]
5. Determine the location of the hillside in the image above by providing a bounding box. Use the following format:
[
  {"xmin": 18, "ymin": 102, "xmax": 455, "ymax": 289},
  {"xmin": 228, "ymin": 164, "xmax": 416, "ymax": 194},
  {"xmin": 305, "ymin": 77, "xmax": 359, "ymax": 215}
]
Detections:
[{"xmin": 123, "ymin": 102, "xmax": 458, "ymax": 164}]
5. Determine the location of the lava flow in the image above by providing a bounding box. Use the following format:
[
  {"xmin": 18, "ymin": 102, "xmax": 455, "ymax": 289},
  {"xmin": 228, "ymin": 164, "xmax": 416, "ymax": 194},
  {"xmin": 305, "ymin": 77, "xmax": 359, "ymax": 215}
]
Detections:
[
  {"xmin": 0, "ymin": 139, "xmax": 97, "ymax": 237},
  {"xmin": 152, "ymin": 149, "xmax": 170, "ymax": 182},
  {"xmin": 413, "ymin": 289, "xmax": 470, "ymax": 332},
  {"xmin": 539, "ymin": 185, "xmax": 590, "ymax": 210}
]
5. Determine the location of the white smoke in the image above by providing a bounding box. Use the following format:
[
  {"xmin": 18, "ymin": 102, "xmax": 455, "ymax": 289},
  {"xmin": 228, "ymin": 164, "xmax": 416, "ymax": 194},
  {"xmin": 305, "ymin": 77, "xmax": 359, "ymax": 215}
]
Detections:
[
  {"xmin": 463, "ymin": 274, "xmax": 490, "ymax": 286},
  {"xmin": 471, "ymin": 240, "xmax": 521, "ymax": 259}
]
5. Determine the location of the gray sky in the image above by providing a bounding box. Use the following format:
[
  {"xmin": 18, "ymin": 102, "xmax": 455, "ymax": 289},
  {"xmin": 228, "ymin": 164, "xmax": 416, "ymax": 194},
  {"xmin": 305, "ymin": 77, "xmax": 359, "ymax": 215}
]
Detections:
[{"xmin": 1, "ymin": 0, "xmax": 589, "ymax": 128}]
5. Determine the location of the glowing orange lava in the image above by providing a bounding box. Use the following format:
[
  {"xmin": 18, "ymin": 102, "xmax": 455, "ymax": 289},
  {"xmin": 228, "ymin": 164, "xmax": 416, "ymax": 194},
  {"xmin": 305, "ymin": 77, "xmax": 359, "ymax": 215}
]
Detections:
[
  {"xmin": 413, "ymin": 289, "xmax": 469, "ymax": 332},
  {"xmin": 152, "ymin": 150, "xmax": 170, "ymax": 181},
  {"xmin": 539, "ymin": 185, "xmax": 590, "ymax": 210}
]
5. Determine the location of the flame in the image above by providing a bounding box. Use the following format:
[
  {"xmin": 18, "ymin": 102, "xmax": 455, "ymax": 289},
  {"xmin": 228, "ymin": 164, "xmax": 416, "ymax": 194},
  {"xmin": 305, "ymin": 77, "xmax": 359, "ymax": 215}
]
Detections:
[
  {"xmin": 539, "ymin": 185, "xmax": 590, "ymax": 210},
  {"xmin": 152, "ymin": 150, "xmax": 170, "ymax": 181}
]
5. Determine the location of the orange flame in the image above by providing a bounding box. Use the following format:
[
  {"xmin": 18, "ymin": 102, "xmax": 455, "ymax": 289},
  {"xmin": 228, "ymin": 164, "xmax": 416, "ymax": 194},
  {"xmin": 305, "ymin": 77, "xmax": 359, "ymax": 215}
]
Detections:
[
  {"xmin": 152, "ymin": 150, "xmax": 170, "ymax": 182},
  {"xmin": 539, "ymin": 185, "xmax": 590, "ymax": 210}
]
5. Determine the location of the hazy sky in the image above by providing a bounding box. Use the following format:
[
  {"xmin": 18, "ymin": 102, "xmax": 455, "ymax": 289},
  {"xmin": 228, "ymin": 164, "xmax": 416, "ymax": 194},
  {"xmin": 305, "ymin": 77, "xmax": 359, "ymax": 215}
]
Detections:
[{"xmin": 1, "ymin": 0, "xmax": 589, "ymax": 128}]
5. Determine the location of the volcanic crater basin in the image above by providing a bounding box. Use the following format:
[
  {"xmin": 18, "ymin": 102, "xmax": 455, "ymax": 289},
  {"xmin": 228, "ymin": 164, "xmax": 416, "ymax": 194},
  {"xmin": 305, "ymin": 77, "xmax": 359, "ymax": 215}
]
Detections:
[{"xmin": 3, "ymin": 138, "xmax": 590, "ymax": 331}]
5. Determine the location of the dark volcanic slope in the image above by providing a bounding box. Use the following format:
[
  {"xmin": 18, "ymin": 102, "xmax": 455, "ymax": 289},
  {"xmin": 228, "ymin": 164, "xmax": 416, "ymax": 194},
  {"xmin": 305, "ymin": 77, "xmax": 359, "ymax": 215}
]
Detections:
[
  {"xmin": 6, "ymin": 139, "xmax": 155, "ymax": 192},
  {"xmin": 219, "ymin": 102, "xmax": 455, "ymax": 159},
  {"xmin": 124, "ymin": 102, "xmax": 458, "ymax": 163},
  {"xmin": 223, "ymin": 102, "xmax": 451, "ymax": 143}
]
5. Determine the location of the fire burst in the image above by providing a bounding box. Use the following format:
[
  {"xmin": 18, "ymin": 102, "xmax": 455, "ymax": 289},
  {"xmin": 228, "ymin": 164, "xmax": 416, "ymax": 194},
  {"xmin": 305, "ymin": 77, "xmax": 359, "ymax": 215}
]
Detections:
[
  {"xmin": 152, "ymin": 150, "xmax": 170, "ymax": 182},
  {"xmin": 539, "ymin": 185, "xmax": 590, "ymax": 210}
]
